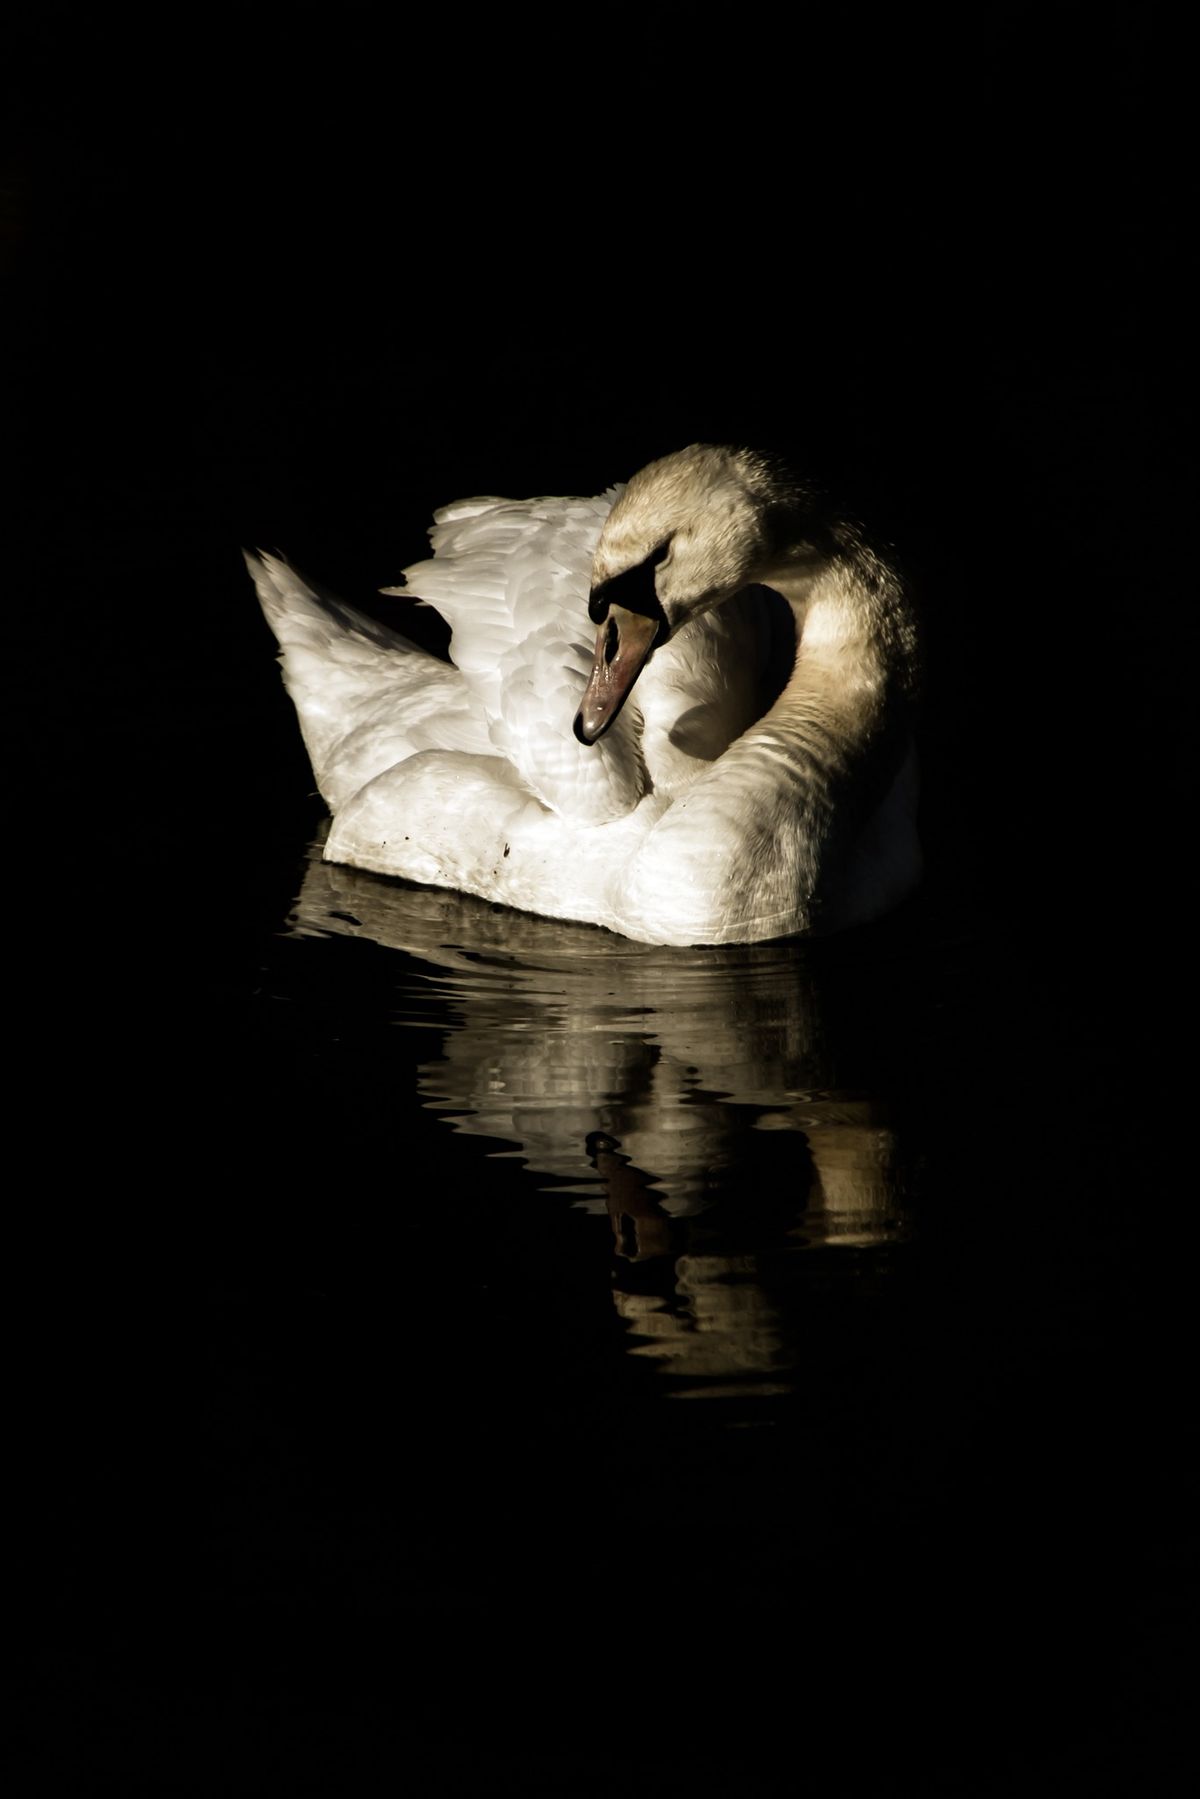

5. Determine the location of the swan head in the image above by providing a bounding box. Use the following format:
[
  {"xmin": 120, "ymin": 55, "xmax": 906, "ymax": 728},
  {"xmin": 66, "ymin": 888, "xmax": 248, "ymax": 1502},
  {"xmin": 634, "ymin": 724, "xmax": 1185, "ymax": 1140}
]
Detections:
[{"xmin": 574, "ymin": 445, "xmax": 784, "ymax": 745}]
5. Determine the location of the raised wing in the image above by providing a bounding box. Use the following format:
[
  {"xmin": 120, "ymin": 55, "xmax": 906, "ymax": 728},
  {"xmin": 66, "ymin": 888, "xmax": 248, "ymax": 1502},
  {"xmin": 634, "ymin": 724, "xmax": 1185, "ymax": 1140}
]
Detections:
[
  {"xmin": 248, "ymin": 552, "xmax": 490, "ymax": 812},
  {"xmin": 395, "ymin": 491, "xmax": 648, "ymax": 824}
]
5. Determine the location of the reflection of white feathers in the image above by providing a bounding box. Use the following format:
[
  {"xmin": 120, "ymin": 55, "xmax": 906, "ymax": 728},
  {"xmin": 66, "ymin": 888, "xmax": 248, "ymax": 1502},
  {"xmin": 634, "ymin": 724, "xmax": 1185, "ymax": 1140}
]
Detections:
[
  {"xmin": 292, "ymin": 849, "xmax": 908, "ymax": 1227},
  {"xmin": 290, "ymin": 850, "xmax": 911, "ymax": 1397},
  {"xmin": 251, "ymin": 445, "xmax": 920, "ymax": 945},
  {"xmin": 613, "ymin": 1263, "xmax": 792, "ymax": 1401}
]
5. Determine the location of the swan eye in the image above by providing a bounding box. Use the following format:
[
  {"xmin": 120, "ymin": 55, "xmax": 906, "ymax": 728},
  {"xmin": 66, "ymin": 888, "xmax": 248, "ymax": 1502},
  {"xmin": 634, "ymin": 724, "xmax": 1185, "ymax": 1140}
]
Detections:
[{"xmin": 588, "ymin": 539, "xmax": 672, "ymax": 625}]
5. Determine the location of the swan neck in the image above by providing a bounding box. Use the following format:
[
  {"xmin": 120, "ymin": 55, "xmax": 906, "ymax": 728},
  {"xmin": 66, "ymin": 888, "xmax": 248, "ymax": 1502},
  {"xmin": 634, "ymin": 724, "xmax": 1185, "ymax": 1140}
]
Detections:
[{"xmin": 768, "ymin": 541, "xmax": 907, "ymax": 712}]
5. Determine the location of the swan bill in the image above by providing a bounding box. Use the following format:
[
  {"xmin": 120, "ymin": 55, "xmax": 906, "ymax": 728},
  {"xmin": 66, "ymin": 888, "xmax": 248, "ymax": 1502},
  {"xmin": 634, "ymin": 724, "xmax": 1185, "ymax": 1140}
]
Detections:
[{"xmin": 573, "ymin": 603, "xmax": 660, "ymax": 745}]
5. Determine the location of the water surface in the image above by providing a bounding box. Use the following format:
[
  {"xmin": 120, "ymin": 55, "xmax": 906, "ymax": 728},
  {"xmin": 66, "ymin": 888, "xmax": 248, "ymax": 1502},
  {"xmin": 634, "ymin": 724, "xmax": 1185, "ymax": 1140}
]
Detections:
[{"xmin": 30, "ymin": 817, "xmax": 1189, "ymax": 1794}]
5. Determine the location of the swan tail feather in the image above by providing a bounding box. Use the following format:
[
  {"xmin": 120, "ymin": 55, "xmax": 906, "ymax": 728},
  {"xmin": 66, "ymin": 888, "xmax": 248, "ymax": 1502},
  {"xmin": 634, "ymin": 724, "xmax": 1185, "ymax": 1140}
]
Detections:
[{"xmin": 246, "ymin": 550, "xmax": 483, "ymax": 812}]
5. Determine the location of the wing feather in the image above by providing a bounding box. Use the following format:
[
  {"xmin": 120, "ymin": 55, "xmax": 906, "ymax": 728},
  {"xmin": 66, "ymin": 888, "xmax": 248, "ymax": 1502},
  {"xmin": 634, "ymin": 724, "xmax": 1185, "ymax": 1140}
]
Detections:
[
  {"xmin": 247, "ymin": 552, "xmax": 490, "ymax": 812},
  {"xmin": 397, "ymin": 490, "xmax": 646, "ymax": 823}
]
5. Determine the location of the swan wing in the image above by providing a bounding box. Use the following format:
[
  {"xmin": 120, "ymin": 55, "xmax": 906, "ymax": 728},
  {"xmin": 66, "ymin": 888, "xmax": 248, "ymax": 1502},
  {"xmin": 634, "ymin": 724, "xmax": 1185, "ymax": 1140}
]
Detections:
[
  {"xmin": 397, "ymin": 492, "xmax": 647, "ymax": 824},
  {"xmin": 247, "ymin": 552, "xmax": 491, "ymax": 812}
]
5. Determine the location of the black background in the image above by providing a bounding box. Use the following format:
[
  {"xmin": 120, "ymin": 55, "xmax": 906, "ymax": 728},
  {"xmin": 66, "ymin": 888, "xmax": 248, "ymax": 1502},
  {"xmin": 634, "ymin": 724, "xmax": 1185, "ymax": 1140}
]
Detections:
[{"xmin": 7, "ymin": 6, "xmax": 1195, "ymax": 1794}]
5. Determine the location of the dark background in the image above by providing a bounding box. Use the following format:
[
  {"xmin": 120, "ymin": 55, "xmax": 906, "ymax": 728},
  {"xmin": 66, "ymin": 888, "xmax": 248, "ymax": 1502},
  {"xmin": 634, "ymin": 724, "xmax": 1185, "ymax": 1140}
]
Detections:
[{"xmin": 7, "ymin": 6, "xmax": 1194, "ymax": 1794}]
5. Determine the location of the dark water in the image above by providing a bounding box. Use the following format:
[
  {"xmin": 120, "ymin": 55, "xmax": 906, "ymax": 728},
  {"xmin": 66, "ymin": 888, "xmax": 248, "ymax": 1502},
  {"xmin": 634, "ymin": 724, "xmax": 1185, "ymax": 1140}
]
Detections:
[{"xmin": 20, "ymin": 774, "xmax": 1191, "ymax": 1794}]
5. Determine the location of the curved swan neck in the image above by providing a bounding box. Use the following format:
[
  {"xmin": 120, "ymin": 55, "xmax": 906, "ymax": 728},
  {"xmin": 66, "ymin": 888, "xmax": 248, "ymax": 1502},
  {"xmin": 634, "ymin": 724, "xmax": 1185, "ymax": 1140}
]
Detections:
[
  {"xmin": 622, "ymin": 527, "xmax": 920, "ymax": 944},
  {"xmin": 765, "ymin": 527, "xmax": 919, "ymax": 713}
]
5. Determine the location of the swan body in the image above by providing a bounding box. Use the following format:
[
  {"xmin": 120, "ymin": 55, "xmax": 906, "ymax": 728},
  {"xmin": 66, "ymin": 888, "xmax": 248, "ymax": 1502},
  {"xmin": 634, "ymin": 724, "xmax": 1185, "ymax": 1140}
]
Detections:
[{"xmin": 249, "ymin": 445, "xmax": 921, "ymax": 946}]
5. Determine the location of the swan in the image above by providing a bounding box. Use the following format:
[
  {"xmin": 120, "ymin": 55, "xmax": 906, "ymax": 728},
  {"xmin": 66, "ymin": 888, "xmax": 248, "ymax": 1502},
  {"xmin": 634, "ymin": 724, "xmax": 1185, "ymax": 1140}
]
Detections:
[{"xmin": 247, "ymin": 444, "xmax": 921, "ymax": 946}]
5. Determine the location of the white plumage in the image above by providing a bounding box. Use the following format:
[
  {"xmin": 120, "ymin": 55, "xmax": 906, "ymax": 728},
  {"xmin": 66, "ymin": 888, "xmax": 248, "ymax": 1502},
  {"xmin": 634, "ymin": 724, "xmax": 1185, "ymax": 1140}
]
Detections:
[{"xmin": 248, "ymin": 444, "xmax": 921, "ymax": 945}]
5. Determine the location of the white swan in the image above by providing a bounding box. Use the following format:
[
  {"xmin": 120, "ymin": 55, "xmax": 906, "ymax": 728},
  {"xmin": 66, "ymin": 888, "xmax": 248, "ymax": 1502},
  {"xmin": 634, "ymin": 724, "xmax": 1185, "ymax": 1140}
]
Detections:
[{"xmin": 247, "ymin": 444, "xmax": 921, "ymax": 946}]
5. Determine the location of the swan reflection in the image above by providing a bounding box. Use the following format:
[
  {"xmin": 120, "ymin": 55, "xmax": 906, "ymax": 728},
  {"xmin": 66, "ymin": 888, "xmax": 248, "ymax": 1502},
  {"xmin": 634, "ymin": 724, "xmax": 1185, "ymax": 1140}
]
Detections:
[{"xmin": 287, "ymin": 840, "xmax": 914, "ymax": 1397}]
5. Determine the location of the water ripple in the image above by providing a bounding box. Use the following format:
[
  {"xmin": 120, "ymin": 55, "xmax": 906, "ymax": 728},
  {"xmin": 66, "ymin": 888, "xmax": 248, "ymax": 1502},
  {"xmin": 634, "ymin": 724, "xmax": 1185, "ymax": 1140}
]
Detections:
[{"xmin": 281, "ymin": 836, "xmax": 917, "ymax": 1398}]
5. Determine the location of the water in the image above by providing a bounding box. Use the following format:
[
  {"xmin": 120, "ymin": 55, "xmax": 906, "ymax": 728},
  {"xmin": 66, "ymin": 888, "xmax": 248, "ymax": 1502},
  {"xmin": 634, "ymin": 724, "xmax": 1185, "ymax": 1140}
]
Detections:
[
  {"xmin": 283, "ymin": 835, "xmax": 916, "ymax": 1403},
  {"xmin": 31, "ymin": 816, "xmax": 1169, "ymax": 1794}
]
